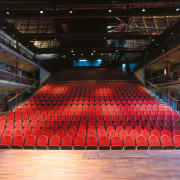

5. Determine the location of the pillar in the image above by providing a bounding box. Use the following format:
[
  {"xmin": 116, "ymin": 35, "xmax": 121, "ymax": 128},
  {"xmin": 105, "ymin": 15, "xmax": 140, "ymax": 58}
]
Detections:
[
  {"xmin": 15, "ymin": 62, "xmax": 19, "ymax": 75},
  {"xmin": 168, "ymin": 88, "xmax": 171, "ymax": 106},
  {"xmin": 167, "ymin": 61, "xmax": 170, "ymax": 80}
]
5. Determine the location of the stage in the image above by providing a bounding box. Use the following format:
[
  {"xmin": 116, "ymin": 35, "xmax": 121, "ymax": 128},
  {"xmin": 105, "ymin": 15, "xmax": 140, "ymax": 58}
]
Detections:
[{"xmin": 0, "ymin": 150, "xmax": 180, "ymax": 179}]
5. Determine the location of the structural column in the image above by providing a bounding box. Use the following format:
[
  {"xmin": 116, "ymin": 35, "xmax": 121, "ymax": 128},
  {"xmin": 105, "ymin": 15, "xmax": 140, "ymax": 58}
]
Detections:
[
  {"xmin": 167, "ymin": 61, "xmax": 170, "ymax": 80},
  {"xmin": 167, "ymin": 88, "xmax": 171, "ymax": 106}
]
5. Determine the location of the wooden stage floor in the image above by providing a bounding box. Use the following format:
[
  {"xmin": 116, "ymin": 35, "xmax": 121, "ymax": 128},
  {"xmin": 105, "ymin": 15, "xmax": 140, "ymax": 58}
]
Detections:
[{"xmin": 0, "ymin": 150, "xmax": 180, "ymax": 180}]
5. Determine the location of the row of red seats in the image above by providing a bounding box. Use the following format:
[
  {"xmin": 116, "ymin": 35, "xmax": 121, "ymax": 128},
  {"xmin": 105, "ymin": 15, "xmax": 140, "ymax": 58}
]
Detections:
[
  {"xmin": 1, "ymin": 125, "xmax": 179, "ymax": 139},
  {"xmin": 1, "ymin": 125, "xmax": 179, "ymax": 137},
  {"xmin": 1, "ymin": 116, "xmax": 180, "ymax": 122},
  {"xmin": 0, "ymin": 134, "xmax": 180, "ymax": 150}
]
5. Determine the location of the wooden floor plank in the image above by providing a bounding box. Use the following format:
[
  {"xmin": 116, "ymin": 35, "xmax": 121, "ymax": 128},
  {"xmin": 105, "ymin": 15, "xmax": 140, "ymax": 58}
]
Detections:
[{"xmin": 0, "ymin": 150, "xmax": 180, "ymax": 180}]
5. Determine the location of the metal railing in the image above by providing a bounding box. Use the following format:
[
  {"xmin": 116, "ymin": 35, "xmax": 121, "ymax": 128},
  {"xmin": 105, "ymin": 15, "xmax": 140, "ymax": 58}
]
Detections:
[
  {"xmin": 8, "ymin": 81, "xmax": 39, "ymax": 111},
  {"xmin": 135, "ymin": 72, "xmax": 179, "ymax": 111},
  {"xmin": 146, "ymin": 80, "xmax": 179, "ymax": 111},
  {"xmin": 0, "ymin": 69, "xmax": 36, "ymax": 85}
]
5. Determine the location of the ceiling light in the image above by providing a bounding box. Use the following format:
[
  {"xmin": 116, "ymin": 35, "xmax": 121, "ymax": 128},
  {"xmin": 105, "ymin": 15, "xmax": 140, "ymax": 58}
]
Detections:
[
  {"xmin": 142, "ymin": 5, "xmax": 146, "ymax": 12},
  {"xmin": 73, "ymin": 54, "xmax": 75, "ymax": 56},
  {"xmin": 91, "ymin": 53, "xmax": 94, "ymax": 56},
  {"xmin": 176, "ymin": 7, "xmax": 180, "ymax": 12},
  {"xmin": 93, "ymin": 50, "xmax": 95, "ymax": 52},
  {"xmin": 6, "ymin": 9, "xmax": 10, "ymax": 15},
  {"xmin": 108, "ymin": 6, "xmax": 112, "ymax": 13},
  {"xmin": 69, "ymin": 7, "xmax": 73, "ymax": 14},
  {"xmin": 71, "ymin": 50, "xmax": 74, "ymax": 53},
  {"xmin": 40, "ymin": 8, "xmax": 44, "ymax": 14},
  {"xmin": 116, "ymin": 50, "xmax": 118, "ymax": 52},
  {"xmin": 81, "ymin": 53, "xmax": 83, "ymax": 56}
]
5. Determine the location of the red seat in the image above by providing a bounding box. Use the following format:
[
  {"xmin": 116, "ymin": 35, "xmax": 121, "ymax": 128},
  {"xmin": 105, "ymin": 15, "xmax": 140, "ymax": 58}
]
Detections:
[
  {"xmin": 173, "ymin": 135, "xmax": 180, "ymax": 149},
  {"xmin": 12, "ymin": 136, "xmax": 24, "ymax": 149},
  {"xmin": 151, "ymin": 130, "xmax": 161, "ymax": 138},
  {"xmin": 45, "ymin": 130, "xmax": 54, "ymax": 139},
  {"xmin": 119, "ymin": 130, "xmax": 128, "ymax": 140},
  {"xmin": 0, "ymin": 136, "xmax": 12, "ymax": 149},
  {"xmin": 111, "ymin": 136, "xmax": 123, "ymax": 150},
  {"xmin": 130, "ymin": 130, "xmax": 139, "ymax": 139},
  {"xmin": 99, "ymin": 136, "xmax": 110, "ymax": 150},
  {"xmin": 74, "ymin": 136, "xmax": 85, "ymax": 149},
  {"xmin": 161, "ymin": 135, "xmax": 174, "ymax": 150},
  {"xmin": 61, "ymin": 135, "xmax": 73, "ymax": 150},
  {"xmin": 86, "ymin": 136, "xmax": 98, "ymax": 150},
  {"xmin": 36, "ymin": 135, "xmax": 48, "ymax": 149},
  {"xmin": 148, "ymin": 136, "xmax": 161, "ymax": 149},
  {"xmin": 124, "ymin": 136, "xmax": 136, "ymax": 150},
  {"xmin": 49, "ymin": 135, "xmax": 60, "ymax": 149},
  {"xmin": 136, "ymin": 136, "xmax": 148, "ymax": 150},
  {"xmin": 140, "ymin": 130, "xmax": 150, "ymax": 139},
  {"xmin": 24, "ymin": 135, "xmax": 36, "ymax": 149}
]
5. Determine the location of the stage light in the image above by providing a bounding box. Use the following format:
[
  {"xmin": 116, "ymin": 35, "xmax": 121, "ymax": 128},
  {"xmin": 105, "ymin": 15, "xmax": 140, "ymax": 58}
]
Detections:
[
  {"xmin": 40, "ymin": 8, "xmax": 44, "ymax": 14},
  {"xmin": 108, "ymin": 6, "xmax": 112, "ymax": 13},
  {"xmin": 176, "ymin": 7, "xmax": 180, "ymax": 12},
  {"xmin": 5, "ymin": 9, "xmax": 10, "ymax": 15},
  {"xmin": 91, "ymin": 53, "xmax": 93, "ymax": 56},
  {"xmin": 79, "ymin": 60, "xmax": 87, "ymax": 62},
  {"xmin": 142, "ymin": 5, "xmax": 146, "ymax": 12},
  {"xmin": 69, "ymin": 7, "xmax": 73, "ymax": 14},
  {"xmin": 81, "ymin": 53, "xmax": 83, "ymax": 56}
]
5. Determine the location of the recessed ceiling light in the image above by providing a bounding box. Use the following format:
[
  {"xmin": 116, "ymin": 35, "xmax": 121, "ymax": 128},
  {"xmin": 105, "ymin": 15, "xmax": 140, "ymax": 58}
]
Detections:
[
  {"xmin": 142, "ymin": 5, "xmax": 146, "ymax": 12},
  {"xmin": 5, "ymin": 9, "xmax": 10, "ymax": 15},
  {"xmin": 40, "ymin": 8, "xmax": 44, "ymax": 14}
]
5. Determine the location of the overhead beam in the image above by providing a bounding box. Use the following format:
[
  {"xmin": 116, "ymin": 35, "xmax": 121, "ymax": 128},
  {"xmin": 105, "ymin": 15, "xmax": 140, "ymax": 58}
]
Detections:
[
  {"xmin": 36, "ymin": 47, "xmax": 144, "ymax": 54},
  {"xmin": 0, "ymin": 2, "xmax": 179, "ymax": 18},
  {"xmin": 24, "ymin": 32, "xmax": 162, "ymax": 41}
]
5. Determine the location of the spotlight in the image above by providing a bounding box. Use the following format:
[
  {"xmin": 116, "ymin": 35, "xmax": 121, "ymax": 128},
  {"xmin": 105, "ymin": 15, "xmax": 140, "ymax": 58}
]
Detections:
[
  {"xmin": 176, "ymin": 7, "xmax": 180, "ymax": 12},
  {"xmin": 71, "ymin": 50, "xmax": 74, "ymax": 53},
  {"xmin": 40, "ymin": 8, "xmax": 44, "ymax": 14},
  {"xmin": 108, "ymin": 6, "xmax": 112, "ymax": 13},
  {"xmin": 69, "ymin": 7, "xmax": 73, "ymax": 14},
  {"xmin": 91, "ymin": 53, "xmax": 94, "ymax": 56},
  {"xmin": 81, "ymin": 53, "xmax": 83, "ymax": 56},
  {"xmin": 93, "ymin": 50, "xmax": 95, "ymax": 52},
  {"xmin": 142, "ymin": 5, "xmax": 146, "ymax": 12},
  {"xmin": 5, "ymin": 8, "xmax": 10, "ymax": 15}
]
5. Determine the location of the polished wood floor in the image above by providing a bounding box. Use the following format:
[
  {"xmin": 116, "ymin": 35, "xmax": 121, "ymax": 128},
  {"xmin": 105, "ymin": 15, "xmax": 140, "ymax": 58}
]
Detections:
[{"xmin": 0, "ymin": 150, "xmax": 180, "ymax": 179}]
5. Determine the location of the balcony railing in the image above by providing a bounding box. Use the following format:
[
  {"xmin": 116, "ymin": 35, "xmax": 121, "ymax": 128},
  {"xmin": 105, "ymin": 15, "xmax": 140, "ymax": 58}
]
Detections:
[
  {"xmin": 147, "ymin": 69, "xmax": 180, "ymax": 84},
  {"xmin": 135, "ymin": 72, "xmax": 179, "ymax": 111},
  {"xmin": 0, "ymin": 69, "xmax": 36, "ymax": 86},
  {"xmin": 8, "ymin": 81, "xmax": 39, "ymax": 111}
]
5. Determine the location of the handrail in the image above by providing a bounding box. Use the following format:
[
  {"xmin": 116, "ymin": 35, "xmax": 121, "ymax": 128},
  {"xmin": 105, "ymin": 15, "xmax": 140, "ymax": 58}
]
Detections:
[
  {"xmin": 8, "ymin": 81, "xmax": 39, "ymax": 103},
  {"xmin": 0, "ymin": 69, "xmax": 36, "ymax": 81},
  {"xmin": 135, "ymin": 72, "xmax": 178, "ymax": 102},
  {"xmin": 147, "ymin": 69, "xmax": 180, "ymax": 81},
  {"xmin": 146, "ymin": 79, "xmax": 178, "ymax": 102}
]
